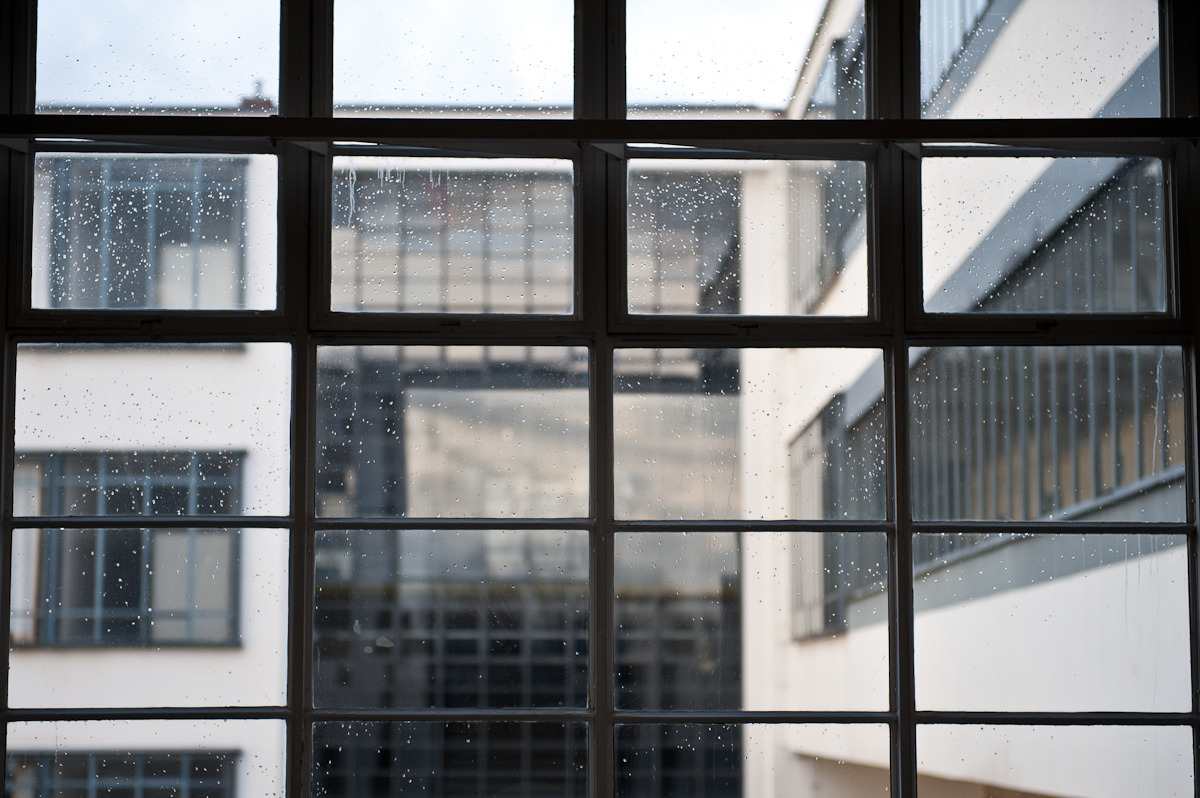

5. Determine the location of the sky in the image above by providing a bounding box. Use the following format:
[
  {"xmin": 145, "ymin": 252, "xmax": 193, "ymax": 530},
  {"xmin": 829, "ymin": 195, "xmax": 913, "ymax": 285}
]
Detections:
[{"xmin": 36, "ymin": 0, "xmax": 827, "ymax": 112}]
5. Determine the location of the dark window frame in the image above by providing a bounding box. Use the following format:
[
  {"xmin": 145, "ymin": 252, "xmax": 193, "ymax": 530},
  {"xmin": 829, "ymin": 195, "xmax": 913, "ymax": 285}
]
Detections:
[{"xmin": 0, "ymin": 2, "xmax": 1194, "ymax": 798}]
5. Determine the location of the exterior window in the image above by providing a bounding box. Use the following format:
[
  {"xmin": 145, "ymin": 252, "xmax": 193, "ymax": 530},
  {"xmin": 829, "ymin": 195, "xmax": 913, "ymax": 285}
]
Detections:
[
  {"xmin": 331, "ymin": 161, "xmax": 574, "ymax": 314},
  {"xmin": 11, "ymin": 452, "xmax": 241, "ymax": 646},
  {"xmin": 35, "ymin": 156, "xmax": 248, "ymax": 310},
  {"xmin": 6, "ymin": 752, "xmax": 235, "ymax": 797}
]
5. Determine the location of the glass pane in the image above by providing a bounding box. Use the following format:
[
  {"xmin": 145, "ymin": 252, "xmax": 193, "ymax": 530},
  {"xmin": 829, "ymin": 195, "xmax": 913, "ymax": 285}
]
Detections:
[
  {"xmin": 923, "ymin": 157, "xmax": 1165, "ymax": 313},
  {"xmin": 9, "ymin": 528, "xmax": 286, "ymax": 708},
  {"xmin": 32, "ymin": 154, "xmax": 277, "ymax": 311},
  {"xmin": 627, "ymin": 1, "xmax": 865, "ymax": 119},
  {"xmin": 909, "ymin": 346, "xmax": 1186, "ymax": 522},
  {"xmin": 914, "ymin": 533, "xmax": 1189, "ymax": 712},
  {"xmin": 334, "ymin": 0, "xmax": 572, "ymax": 118},
  {"xmin": 617, "ymin": 532, "xmax": 887, "ymax": 712},
  {"xmin": 614, "ymin": 348, "xmax": 886, "ymax": 520},
  {"xmin": 313, "ymin": 722, "xmax": 587, "ymax": 797},
  {"xmin": 315, "ymin": 529, "xmax": 587, "ymax": 709},
  {"xmin": 920, "ymin": 0, "xmax": 1159, "ymax": 119},
  {"xmin": 8, "ymin": 720, "xmax": 285, "ymax": 796},
  {"xmin": 37, "ymin": 1, "xmax": 278, "ymax": 114},
  {"xmin": 332, "ymin": 158, "xmax": 572, "ymax": 313},
  {"xmin": 615, "ymin": 724, "xmax": 889, "ymax": 797},
  {"xmin": 15, "ymin": 343, "xmax": 292, "ymax": 516},
  {"xmin": 317, "ymin": 346, "xmax": 588, "ymax": 518},
  {"xmin": 629, "ymin": 160, "xmax": 867, "ymax": 316},
  {"xmin": 917, "ymin": 726, "xmax": 1192, "ymax": 797}
]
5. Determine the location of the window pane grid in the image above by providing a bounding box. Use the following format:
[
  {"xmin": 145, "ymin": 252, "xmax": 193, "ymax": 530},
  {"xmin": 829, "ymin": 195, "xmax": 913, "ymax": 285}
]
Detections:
[{"xmin": 1, "ymin": 4, "xmax": 1197, "ymax": 798}]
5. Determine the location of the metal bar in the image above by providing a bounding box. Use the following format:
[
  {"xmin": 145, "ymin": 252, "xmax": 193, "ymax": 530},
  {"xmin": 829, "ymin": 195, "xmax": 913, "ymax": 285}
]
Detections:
[
  {"xmin": 3, "ymin": 312, "xmax": 1195, "ymax": 342},
  {"xmin": 308, "ymin": 517, "xmax": 595, "ymax": 531},
  {"xmin": 10, "ymin": 116, "xmax": 1200, "ymax": 144},
  {"xmin": 914, "ymin": 711, "xmax": 1200, "ymax": 726},
  {"xmin": 5, "ymin": 707, "xmax": 295, "ymax": 722},
  {"xmin": 0, "ymin": 331, "xmax": 18, "ymax": 762},
  {"xmin": 1176, "ymin": 133, "xmax": 1200, "ymax": 798},
  {"xmin": 886, "ymin": 139, "xmax": 919, "ymax": 798},
  {"xmin": 588, "ymin": 148, "xmax": 618, "ymax": 798},
  {"xmin": 611, "ymin": 711, "xmax": 894, "ymax": 724},
  {"xmin": 911, "ymin": 521, "xmax": 1195, "ymax": 535},
  {"xmin": 612, "ymin": 519, "xmax": 894, "ymax": 533},
  {"xmin": 6, "ymin": 515, "xmax": 292, "ymax": 529}
]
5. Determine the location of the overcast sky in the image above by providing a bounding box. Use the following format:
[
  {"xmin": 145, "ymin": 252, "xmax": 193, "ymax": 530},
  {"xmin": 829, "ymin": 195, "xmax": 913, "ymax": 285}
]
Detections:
[{"xmin": 37, "ymin": 0, "xmax": 825, "ymax": 111}]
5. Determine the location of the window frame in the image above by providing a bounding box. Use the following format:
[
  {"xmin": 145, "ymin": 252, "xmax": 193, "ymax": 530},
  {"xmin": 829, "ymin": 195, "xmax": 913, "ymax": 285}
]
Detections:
[{"xmin": 0, "ymin": 2, "xmax": 1196, "ymax": 798}]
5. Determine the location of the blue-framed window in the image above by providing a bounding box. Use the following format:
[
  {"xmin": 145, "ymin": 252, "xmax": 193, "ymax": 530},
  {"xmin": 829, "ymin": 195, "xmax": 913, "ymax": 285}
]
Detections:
[
  {"xmin": 12, "ymin": 452, "xmax": 242, "ymax": 647},
  {"xmin": 6, "ymin": 751, "xmax": 235, "ymax": 798},
  {"xmin": 37, "ymin": 155, "xmax": 248, "ymax": 310}
]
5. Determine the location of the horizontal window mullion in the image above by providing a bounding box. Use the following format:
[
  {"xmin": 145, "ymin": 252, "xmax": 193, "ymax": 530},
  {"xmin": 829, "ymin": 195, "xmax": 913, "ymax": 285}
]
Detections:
[
  {"xmin": 607, "ymin": 324, "xmax": 893, "ymax": 348},
  {"xmin": 7, "ymin": 516, "xmax": 290, "ymax": 529},
  {"xmin": 5, "ymin": 707, "xmax": 291, "ymax": 722},
  {"xmin": 25, "ymin": 140, "xmax": 278, "ymax": 157},
  {"xmin": 611, "ymin": 711, "xmax": 893, "ymax": 724},
  {"xmin": 309, "ymin": 708, "xmax": 593, "ymax": 723},
  {"xmin": 614, "ymin": 520, "xmax": 894, "ymax": 533},
  {"xmin": 5, "ymin": 321, "xmax": 297, "ymax": 340},
  {"xmin": 902, "ymin": 326, "xmax": 1194, "ymax": 347},
  {"xmin": 623, "ymin": 143, "xmax": 880, "ymax": 160},
  {"xmin": 311, "ymin": 517, "xmax": 592, "ymax": 531},
  {"xmin": 915, "ymin": 711, "xmax": 1200, "ymax": 726},
  {"xmin": 911, "ymin": 521, "xmax": 1195, "ymax": 536},
  {"xmin": 331, "ymin": 142, "xmax": 583, "ymax": 160},
  {"xmin": 4, "ymin": 116, "xmax": 1200, "ymax": 143},
  {"xmin": 309, "ymin": 317, "xmax": 598, "ymax": 341}
]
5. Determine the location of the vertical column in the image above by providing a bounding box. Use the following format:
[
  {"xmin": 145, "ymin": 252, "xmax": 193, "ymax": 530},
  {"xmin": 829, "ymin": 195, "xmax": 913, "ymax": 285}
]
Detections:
[
  {"xmin": 577, "ymin": 1, "xmax": 622, "ymax": 795},
  {"xmin": 882, "ymin": 139, "xmax": 919, "ymax": 798},
  {"xmin": 279, "ymin": 2, "xmax": 331, "ymax": 797},
  {"xmin": 0, "ymin": 0, "xmax": 36, "ymax": 770}
]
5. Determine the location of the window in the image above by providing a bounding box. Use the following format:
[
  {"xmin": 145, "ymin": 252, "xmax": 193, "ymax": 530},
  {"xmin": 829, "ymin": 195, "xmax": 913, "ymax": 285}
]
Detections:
[
  {"xmin": 1, "ymin": 2, "xmax": 1196, "ymax": 798},
  {"xmin": 35, "ymin": 156, "xmax": 250, "ymax": 310},
  {"xmin": 6, "ymin": 751, "xmax": 235, "ymax": 797},
  {"xmin": 10, "ymin": 452, "xmax": 241, "ymax": 647}
]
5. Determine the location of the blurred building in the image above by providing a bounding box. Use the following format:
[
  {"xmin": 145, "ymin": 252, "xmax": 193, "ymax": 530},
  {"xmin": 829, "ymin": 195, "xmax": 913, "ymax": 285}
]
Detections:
[{"xmin": 7, "ymin": 1, "xmax": 1180, "ymax": 797}]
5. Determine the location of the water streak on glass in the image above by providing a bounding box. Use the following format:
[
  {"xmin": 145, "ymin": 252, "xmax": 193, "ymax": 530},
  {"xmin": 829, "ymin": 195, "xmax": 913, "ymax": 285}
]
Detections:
[
  {"xmin": 33, "ymin": 154, "xmax": 278, "ymax": 311},
  {"xmin": 317, "ymin": 346, "xmax": 589, "ymax": 518},
  {"xmin": 332, "ymin": 158, "xmax": 573, "ymax": 313},
  {"xmin": 36, "ymin": 0, "xmax": 279, "ymax": 114},
  {"xmin": 615, "ymin": 724, "xmax": 890, "ymax": 798},
  {"xmin": 334, "ymin": 0, "xmax": 573, "ymax": 117},
  {"xmin": 15, "ymin": 344, "xmax": 292, "ymax": 516},
  {"xmin": 923, "ymin": 157, "xmax": 1165, "ymax": 313},
  {"xmin": 917, "ymin": 725, "xmax": 1192, "ymax": 796},
  {"xmin": 315, "ymin": 529, "xmax": 587, "ymax": 709},
  {"xmin": 313, "ymin": 722, "xmax": 587, "ymax": 797},
  {"xmin": 914, "ymin": 533, "xmax": 1189, "ymax": 712},
  {"xmin": 628, "ymin": 160, "xmax": 867, "ymax": 316},
  {"xmin": 7, "ymin": 720, "xmax": 286, "ymax": 797},
  {"xmin": 9, "ymin": 528, "xmax": 288, "ymax": 708},
  {"xmin": 909, "ymin": 346, "xmax": 1185, "ymax": 522},
  {"xmin": 920, "ymin": 0, "xmax": 1159, "ymax": 119},
  {"xmin": 614, "ymin": 348, "xmax": 886, "ymax": 520},
  {"xmin": 627, "ymin": 1, "xmax": 865, "ymax": 119},
  {"xmin": 616, "ymin": 532, "xmax": 887, "ymax": 712}
]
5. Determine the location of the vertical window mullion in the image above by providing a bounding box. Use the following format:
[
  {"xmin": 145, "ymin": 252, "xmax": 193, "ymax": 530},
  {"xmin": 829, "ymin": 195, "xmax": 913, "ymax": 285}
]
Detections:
[
  {"xmin": 885, "ymin": 138, "xmax": 919, "ymax": 798},
  {"xmin": 279, "ymin": 1, "xmax": 333, "ymax": 796}
]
